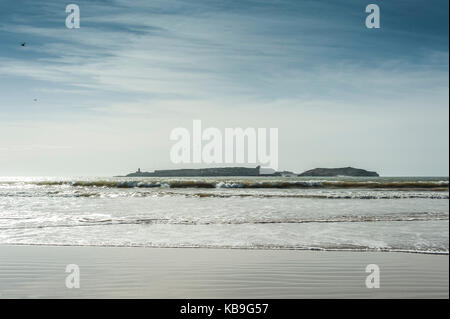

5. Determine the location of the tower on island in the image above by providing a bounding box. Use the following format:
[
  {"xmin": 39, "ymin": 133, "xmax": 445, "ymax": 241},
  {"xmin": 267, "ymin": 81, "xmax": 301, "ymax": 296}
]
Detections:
[{"xmin": 137, "ymin": 168, "xmax": 141, "ymax": 173}]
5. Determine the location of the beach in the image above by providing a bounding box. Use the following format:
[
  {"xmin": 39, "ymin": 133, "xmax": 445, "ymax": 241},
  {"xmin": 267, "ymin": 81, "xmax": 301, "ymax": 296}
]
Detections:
[
  {"xmin": 0, "ymin": 245, "xmax": 448, "ymax": 298},
  {"xmin": 1, "ymin": 0, "xmax": 448, "ymax": 303},
  {"xmin": 0, "ymin": 176, "xmax": 448, "ymax": 298}
]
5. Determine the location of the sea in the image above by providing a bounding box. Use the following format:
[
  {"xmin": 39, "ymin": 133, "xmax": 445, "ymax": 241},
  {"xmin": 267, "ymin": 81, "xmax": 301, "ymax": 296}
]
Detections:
[{"xmin": 0, "ymin": 176, "xmax": 448, "ymax": 254}]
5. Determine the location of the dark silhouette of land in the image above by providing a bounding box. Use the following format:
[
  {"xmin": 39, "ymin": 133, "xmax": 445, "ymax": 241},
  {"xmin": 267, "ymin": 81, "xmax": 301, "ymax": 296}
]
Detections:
[
  {"xmin": 125, "ymin": 166, "xmax": 262, "ymax": 177},
  {"xmin": 121, "ymin": 166, "xmax": 379, "ymax": 177},
  {"xmin": 298, "ymin": 167, "xmax": 379, "ymax": 177}
]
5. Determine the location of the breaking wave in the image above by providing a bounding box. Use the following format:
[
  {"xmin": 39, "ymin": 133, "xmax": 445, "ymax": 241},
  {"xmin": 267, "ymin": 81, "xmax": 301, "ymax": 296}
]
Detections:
[
  {"xmin": 30, "ymin": 180, "xmax": 449, "ymax": 190},
  {"xmin": 1, "ymin": 190, "xmax": 448, "ymax": 199},
  {"xmin": 1, "ymin": 212, "xmax": 447, "ymax": 230}
]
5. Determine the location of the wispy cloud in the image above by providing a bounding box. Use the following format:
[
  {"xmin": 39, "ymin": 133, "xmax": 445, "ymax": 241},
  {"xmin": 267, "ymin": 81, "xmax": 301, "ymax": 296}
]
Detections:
[
  {"xmin": 1, "ymin": 0, "xmax": 447, "ymax": 100},
  {"xmin": 0, "ymin": 0, "xmax": 448, "ymax": 175}
]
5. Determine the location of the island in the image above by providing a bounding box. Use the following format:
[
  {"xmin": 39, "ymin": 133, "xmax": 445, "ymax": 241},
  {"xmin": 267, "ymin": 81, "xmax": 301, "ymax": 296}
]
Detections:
[
  {"xmin": 123, "ymin": 166, "xmax": 280, "ymax": 177},
  {"xmin": 120, "ymin": 166, "xmax": 379, "ymax": 177},
  {"xmin": 297, "ymin": 167, "xmax": 379, "ymax": 177}
]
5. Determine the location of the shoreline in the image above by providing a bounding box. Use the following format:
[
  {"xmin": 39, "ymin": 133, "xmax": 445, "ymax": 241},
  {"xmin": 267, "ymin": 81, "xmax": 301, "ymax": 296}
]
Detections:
[
  {"xmin": 1, "ymin": 243, "xmax": 448, "ymax": 255},
  {"xmin": 1, "ymin": 245, "xmax": 448, "ymax": 298}
]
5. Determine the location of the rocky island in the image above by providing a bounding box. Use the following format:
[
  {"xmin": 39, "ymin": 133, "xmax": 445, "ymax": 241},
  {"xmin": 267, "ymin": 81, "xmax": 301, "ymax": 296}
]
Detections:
[
  {"xmin": 124, "ymin": 166, "xmax": 268, "ymax": 177},
  {"xmin": 121, "ymin": 166, "xmax": 379, "ymax": 177},
  {"xmin": 298, "ymin": 167, "xmax": 379, "ymax": 177}
]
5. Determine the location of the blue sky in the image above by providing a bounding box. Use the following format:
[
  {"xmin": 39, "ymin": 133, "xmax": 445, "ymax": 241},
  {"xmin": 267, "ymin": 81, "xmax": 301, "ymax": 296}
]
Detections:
[{"xmin": 0, "ymin": 0, "xmax": 448, "ymax": 176}]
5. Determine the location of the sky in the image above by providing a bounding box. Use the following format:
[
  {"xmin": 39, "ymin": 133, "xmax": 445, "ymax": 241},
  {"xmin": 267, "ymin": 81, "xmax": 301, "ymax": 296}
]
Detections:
[{"xmin": 0, "ymin": 0, "xmax": 448, "ymax": 176}]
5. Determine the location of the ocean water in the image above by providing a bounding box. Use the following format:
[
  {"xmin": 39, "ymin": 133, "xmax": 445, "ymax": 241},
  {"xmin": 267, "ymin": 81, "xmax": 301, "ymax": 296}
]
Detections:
[{"xmin": 0, "ymin": 176, "xmax": 448, "ymax": 254}]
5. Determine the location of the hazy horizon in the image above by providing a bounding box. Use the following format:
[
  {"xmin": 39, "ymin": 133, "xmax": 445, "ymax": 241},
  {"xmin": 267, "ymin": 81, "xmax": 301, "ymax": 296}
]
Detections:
[
  {"xmin": 1, "ymin": 0, "xmax": 448, "ymax": 177},
  {"xmin": 0, "ymin": 165, "xmax": 449, "ymax": 178}
]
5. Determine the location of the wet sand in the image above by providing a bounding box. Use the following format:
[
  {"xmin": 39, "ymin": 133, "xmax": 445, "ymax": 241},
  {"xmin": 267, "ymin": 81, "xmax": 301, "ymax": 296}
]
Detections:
[{"xmin": 0, "ymin": 245, "xmax": 448, "ymax": 298}]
